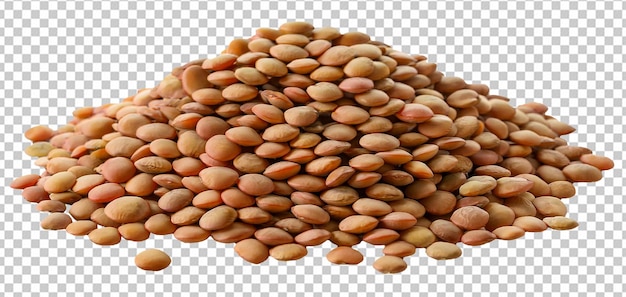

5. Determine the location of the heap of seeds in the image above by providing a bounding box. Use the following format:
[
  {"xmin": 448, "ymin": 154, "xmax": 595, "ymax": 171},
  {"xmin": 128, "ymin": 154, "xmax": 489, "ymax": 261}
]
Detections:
[{"xmin": 11, "ymin": 22, "xmax": 613, "ymax": 273}]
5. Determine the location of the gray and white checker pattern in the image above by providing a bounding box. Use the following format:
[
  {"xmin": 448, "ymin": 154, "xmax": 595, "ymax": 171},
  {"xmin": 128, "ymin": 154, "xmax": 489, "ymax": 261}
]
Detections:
[{"xmin": 1, "ymin": 0, "xmax": 624, "ymax": 296}]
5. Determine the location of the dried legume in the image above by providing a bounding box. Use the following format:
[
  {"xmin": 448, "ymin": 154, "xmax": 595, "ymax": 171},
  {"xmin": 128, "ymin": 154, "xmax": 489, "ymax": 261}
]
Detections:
[{"xmin": 12, "ymin": 22, "xmax": 612, "ymax": 273}]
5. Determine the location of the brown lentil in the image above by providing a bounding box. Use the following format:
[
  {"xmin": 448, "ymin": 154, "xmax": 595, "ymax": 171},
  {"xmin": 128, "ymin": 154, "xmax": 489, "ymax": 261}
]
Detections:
[
  {"xmin": 89, "ymin": 227, "xmax": 122, "ymax": 246},
  {"xmin": 12, "ymin": 22, "xmax": 613, "ymax": 274},
  {"xmin": 135, "ymin": 249, "xmax": 171, "ymax": 271},
  {"xmin": 66, "ymin": 220, "xmax": 98, "ymax": 236}
]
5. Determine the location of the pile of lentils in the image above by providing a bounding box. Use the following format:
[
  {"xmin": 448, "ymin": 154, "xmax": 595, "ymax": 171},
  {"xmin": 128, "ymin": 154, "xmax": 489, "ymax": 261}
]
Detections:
[{"xmin": 11, "ymin": 22, "xmax": 614, "ymax": 273}]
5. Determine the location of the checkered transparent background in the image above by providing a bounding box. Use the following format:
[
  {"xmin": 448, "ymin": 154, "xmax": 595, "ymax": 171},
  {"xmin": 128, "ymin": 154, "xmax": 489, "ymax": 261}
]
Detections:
[{"xmin": 1, "ymin": 0, "xmax": 624, "ymax": 296}]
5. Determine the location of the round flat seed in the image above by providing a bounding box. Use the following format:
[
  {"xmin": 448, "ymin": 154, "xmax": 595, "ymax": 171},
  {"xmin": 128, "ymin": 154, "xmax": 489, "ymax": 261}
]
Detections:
[
  {"xmin": 41, "ymin": 213, "xmax": 73, "ymax": 230},
  {"xmin": 104, "ymin": 196, "xmax": 151, "ymax": 224},
  {"xmin": 235, "ymin": 239, "xmax": 270, "ymax": 264},
  {"xmin": 135, "ymin": 249, "xmax": 171, "ymax": 271},
  {"xmin": 425, "ymin": 242, "xmax": 462, "ymax": 260},
  {"xmin": 373, "ymin": 256, "xmax": 407, "ymax": 274},
  {"xmin": 326, "ymin": 247, "xmax": 364, "ymax": 265},
  {"xmin": 359, "ymin": 134, "xmax": 400, "ymax": 152},
  {"xmin": 543, "ymin": 216, "xmax": 579, "ymax": 230},
  {"xmin": 89, "ymin": 227, "xmax": 122, "ymax": 246}
]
